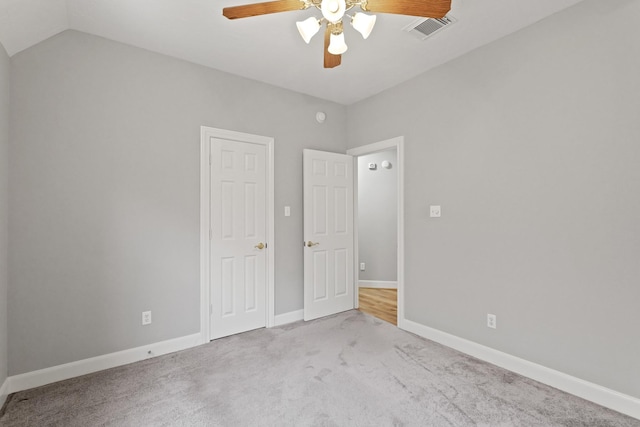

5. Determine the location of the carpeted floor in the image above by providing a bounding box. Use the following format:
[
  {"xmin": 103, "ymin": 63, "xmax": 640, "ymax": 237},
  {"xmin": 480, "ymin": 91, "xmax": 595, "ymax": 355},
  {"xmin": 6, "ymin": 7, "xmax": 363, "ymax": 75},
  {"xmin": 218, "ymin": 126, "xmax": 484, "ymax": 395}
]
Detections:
[{"xmin": 1, "ymin": 310, "xmax": 638, "ymax": 426}]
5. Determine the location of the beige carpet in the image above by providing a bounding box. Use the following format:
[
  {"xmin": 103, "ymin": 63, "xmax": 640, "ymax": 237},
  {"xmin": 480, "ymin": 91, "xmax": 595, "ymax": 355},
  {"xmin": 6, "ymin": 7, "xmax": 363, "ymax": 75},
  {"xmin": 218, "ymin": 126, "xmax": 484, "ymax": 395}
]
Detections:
[{"xmin": 1, "ymin": 310, "xmax": 638, "ymax": 426}]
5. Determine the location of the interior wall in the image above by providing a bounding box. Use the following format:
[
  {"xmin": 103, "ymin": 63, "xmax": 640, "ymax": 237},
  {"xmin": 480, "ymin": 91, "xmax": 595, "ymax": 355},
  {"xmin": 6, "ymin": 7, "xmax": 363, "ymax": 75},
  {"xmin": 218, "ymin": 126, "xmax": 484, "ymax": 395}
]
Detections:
[
  {"xmin": 357, "ymin": 150, "xmax": 397, "ymax": 283},
  {"xmin": 347, "ymin": 0, "xmax": 640, "ymax": 398},
  {"xmin": 0, "ymin": 41, "xmax": 9, "ymax": 389},
  {"xmin": 8, "ymin": 30, "xmax": 347, "ymax": 376}
]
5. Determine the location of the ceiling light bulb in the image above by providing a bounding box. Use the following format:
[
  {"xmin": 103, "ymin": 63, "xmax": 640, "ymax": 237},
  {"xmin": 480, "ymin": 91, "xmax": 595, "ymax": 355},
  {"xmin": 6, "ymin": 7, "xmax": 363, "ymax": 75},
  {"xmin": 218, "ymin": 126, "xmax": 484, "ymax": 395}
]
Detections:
[
  {"xmin": 321, "ymin": 0, "xmax": 346, "ymax": 23},
  {"xmin": 351, "ymin": 12, "xmax": 376, "ymax": 39},
  {"xmin": 296, "ymin": 17, "xmax": 321, "ymax": 44},
  {"xmin": 328, "ymin": 32, "xmax": 348, "ymax": 55}
]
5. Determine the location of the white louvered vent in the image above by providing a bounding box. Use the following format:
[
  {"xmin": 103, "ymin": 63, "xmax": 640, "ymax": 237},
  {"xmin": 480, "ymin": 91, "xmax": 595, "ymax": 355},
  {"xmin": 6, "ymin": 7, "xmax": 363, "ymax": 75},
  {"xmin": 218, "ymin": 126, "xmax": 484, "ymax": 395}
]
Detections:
[{"xmin": 403, "ymin": 15, "xmax": 456, "ymax": 40}]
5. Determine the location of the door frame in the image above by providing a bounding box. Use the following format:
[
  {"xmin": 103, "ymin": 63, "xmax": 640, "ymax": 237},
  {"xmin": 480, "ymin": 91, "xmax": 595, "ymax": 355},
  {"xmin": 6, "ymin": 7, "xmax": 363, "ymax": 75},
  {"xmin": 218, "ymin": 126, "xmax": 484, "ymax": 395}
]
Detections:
[
  {"xmin": 347, "ymin": 136, "xmax": 405, "ymax": 327},
  {"xmin": 200, "ymin": 126, "xmax": 275, "ymax": 343}
]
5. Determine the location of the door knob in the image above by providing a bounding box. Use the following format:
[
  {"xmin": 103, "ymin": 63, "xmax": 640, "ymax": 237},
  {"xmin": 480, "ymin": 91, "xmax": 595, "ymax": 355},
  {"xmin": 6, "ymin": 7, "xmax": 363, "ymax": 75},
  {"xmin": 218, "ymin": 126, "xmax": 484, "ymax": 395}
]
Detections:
[
  {"xmin": 306, "ymin": 241, "xmax": 320, "ymax": 247},
  {"xmin": 255, "ymin": 243, "xmax": 265, "ymax": 250}
]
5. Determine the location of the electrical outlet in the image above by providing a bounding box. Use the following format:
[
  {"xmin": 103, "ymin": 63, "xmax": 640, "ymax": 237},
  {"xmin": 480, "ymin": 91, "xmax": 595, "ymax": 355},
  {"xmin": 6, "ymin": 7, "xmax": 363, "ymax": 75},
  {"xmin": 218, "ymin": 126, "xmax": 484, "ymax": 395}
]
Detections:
[
  {"xmin": 430, "ymin": 205, "xmax": 441, "ymax": 217},
  {"xmin": 142, "ymin": 311, "xmax": 152, "ymax": 325},
  {"xmin": 487, "ymin": 313, "xmax": 496, "ymax": 329},
  {"xmin": 360, "ymin": 262, "xmax": 366, "ymax": 271}
]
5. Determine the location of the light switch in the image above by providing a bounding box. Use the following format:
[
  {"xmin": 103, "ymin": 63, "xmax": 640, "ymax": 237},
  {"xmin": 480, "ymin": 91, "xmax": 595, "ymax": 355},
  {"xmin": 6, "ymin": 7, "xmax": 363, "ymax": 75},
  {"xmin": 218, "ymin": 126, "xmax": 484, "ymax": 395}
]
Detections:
[
  {"xmin": 430, "ymin": 205, "xmax": 441, "ymax": 218},
  {"xmin": 284, "ymin": 206, "xmax": 291, "ymax": 217}
]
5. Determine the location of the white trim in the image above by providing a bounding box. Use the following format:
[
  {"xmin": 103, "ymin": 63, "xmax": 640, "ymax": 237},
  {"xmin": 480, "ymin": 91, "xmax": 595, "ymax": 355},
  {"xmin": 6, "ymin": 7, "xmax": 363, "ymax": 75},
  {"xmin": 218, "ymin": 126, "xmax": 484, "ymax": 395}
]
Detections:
[
  {"xmin": 347, "ymin": 137, "xmax": 405, "ymax": 327},
  {"xmin": 200, "ymin": 126, "xmax": 276, "ymax": 343},
  {"xmin": 6, "ymin": 333, "xmax": 201, "ymax": 395},
  {"xmin": 359, "ymin": 280, "xmax": 398, "ymax": 289},
  {"xmin": 0, "ymin": 378, "xmax": 8, "ymax": 408},
  {"xmin": 274, "ymin": 309, "xmax": 304, "ymax": 326},
  {"xmin": 401, "ymin": 319, "xmax": 640, "ymax": 421},
  {"xmin": 266, "ymin": 138, "xmax": 275, "ymax": 328},
  {"xmin": 200, "ymin": 130, "xmax": 211, "ymax": 344},
  {"xmin": 352, "ymin": 153, "xmax": 360, "ymax": 311}
]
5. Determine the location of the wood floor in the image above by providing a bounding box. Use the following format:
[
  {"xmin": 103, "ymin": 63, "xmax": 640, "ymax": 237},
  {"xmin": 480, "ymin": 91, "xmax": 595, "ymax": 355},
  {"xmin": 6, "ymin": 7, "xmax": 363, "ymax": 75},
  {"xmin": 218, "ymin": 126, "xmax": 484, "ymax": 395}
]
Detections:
[{"xmin": 358, "ymin": 287, "xmax": 397, "ymax": 325}]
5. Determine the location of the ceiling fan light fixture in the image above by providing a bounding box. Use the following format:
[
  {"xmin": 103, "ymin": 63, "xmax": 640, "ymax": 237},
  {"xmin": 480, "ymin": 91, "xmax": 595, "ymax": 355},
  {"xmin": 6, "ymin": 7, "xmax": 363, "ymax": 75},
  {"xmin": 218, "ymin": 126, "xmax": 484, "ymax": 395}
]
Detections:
[
  {"xmin": 351, "ymin": 12, "xmax": 376, "ymax": 39},
  {"xmin": 221, "ymin": 0, "xmax": 453, "ymax": 68},
  {"xmin": 321, "ymin": 0, "xmax": 346, "ymax": 23},
  {"xmin": 296, "ymin": 16, "xmax": 321, "ymax": 43},
  {"xmin": 328, "ymin": 31, "xmax": 348, "ymax": 55}
]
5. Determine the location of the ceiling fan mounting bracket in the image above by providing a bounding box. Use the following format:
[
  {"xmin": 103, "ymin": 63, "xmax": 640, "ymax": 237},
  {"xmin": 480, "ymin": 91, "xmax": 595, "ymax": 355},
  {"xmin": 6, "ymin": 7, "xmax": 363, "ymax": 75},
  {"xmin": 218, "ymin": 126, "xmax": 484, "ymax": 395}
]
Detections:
[{"xmin": 303, "ymin": 0, "xmax": 363, "ymax": 14}]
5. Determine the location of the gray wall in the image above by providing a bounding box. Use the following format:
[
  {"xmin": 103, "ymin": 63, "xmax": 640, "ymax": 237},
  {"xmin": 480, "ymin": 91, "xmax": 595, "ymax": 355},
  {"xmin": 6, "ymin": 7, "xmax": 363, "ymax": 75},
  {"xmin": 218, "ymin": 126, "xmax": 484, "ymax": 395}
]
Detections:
[
  {"xmin": 5, "ymin": 0, "xmax": 639, "ymax": 403},
  {"xmin": 0, "ymin": 42, "xmax": 9, "ymax": 389},
  {"xmin": 357, "ymin": 150, "xmax": 397, "ymax": 282},
  {"xmin": 347, "ymin": 0, "xmax": 640, "ymax": 398},
  {"xmin": 9, "ymin": 30, "xmax": 346, "ymax": 375}
]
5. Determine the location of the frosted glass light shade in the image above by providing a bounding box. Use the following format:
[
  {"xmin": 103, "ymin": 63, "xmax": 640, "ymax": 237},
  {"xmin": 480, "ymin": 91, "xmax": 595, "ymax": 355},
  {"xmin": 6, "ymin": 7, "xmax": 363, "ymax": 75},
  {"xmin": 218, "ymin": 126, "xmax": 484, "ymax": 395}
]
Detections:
[
  {"xmin": 296, "ymin": 17, "xmax": 321, "ymax": 44},
  {"xmin": 321, "ymin": 0, "xmax": 346, "ymax": 23},
  {"xmin": 328, "ymin": 32, "xmax": 348, "ymax": 55},
  {"xmin": 351, "ymin": 13, "xmax": 376, "ymax": 39}
]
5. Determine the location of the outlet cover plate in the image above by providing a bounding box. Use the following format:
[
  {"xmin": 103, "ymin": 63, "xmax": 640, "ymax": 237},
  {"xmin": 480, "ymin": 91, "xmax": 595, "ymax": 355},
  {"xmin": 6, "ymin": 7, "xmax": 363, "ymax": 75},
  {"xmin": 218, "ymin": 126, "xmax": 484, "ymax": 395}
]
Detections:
[
  {"xmin": 487, "ymin": 313, "xmax": 496, "ymax": 329},
  {"xmin": 142, "ymin": 311, "xmax": 152, "ymax": 325}
]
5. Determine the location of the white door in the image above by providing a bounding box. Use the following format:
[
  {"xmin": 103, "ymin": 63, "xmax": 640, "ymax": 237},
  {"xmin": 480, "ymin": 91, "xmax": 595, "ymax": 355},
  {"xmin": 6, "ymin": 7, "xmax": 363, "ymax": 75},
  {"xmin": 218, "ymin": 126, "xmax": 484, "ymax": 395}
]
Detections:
[
  {"xmin": 210, "ymin": 137, "xmax": 267, "ymax": 339},
  {"xmin": 303, "ymin": 149, "xmax": 355, "ymax": 321}
]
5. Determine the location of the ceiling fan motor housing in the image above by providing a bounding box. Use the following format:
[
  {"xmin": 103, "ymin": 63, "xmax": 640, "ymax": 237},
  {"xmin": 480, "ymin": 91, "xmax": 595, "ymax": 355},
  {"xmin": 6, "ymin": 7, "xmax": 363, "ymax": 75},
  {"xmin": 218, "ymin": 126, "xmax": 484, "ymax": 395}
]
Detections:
[{"xmin": 321, "ymin": 0, "xmax": 346, "ymax": 23}]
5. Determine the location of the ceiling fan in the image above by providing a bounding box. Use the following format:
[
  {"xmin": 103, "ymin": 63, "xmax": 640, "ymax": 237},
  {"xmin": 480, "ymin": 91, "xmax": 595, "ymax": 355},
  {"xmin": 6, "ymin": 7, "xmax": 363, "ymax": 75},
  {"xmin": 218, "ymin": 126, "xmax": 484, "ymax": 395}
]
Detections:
[{"xmin": 223, "ymin": 0, "xmax": 451, "ymax": 68}]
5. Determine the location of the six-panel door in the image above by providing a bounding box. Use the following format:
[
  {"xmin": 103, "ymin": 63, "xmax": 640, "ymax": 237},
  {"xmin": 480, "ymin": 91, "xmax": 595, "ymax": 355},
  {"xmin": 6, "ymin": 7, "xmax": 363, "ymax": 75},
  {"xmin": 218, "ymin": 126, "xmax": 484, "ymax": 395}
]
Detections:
[
  {"xmin": 303, "ymin": 149, "xmax": 354, "ymax": 321},
  {"xmin": 210, "ymin": 137, "xmax": 267, "ymax": 339}
]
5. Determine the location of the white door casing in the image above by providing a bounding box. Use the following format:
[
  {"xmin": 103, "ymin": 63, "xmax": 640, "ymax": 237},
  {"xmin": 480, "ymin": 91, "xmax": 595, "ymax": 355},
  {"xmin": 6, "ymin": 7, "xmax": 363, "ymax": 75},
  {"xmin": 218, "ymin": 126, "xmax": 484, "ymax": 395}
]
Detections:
[
  {"xmin": 303, "ymin": 149, "xmax": 355, "ymax": 321},
  {"xmin": 200, "ymin": 127, "xmax": 274, "ymax": 343}
]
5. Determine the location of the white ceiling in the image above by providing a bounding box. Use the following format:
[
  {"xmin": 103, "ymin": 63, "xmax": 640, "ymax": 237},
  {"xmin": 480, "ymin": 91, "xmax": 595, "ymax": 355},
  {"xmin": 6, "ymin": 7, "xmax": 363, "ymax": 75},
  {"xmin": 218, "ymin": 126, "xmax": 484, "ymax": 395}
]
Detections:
[{"xmin": 0, "ymin": 0, "xmax": 585, "ymax": 105}]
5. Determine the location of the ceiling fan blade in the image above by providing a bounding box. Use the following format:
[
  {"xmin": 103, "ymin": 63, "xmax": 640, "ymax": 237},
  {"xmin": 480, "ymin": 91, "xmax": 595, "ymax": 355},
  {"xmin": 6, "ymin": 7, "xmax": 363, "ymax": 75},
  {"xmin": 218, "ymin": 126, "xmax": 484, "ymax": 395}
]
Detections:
[
  {"xmin": 363, "ymin": 0, "xmax": 451, "ymax": 18},
  {"xmin": 223, "ymin": 0, "xmax": 306, "ymax": 19},
  {"xmin": 324, "ymin": 26, "xmax": 341, "ymax": 69}
]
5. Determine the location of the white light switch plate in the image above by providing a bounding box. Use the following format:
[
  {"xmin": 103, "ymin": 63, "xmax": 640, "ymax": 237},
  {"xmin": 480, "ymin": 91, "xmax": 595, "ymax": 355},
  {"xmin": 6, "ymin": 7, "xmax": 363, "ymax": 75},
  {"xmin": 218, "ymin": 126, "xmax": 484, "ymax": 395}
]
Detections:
[
  {"xmin": 430, "ymin": 205, "xmax": 441, "ymax": 217},
  {"xmin": 284, "ymin": 206, "xmax": 291, "ymax": 217}
]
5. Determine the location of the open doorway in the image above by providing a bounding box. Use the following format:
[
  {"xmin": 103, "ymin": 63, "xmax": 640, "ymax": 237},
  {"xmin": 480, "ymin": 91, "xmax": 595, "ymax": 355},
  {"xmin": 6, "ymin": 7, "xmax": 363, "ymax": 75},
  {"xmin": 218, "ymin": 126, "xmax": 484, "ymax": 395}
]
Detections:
[
  {"xmin": 348, "ymin": 137, "xmax": 404, "ymax": 327},
  {"xmin": 356, "ymin": 149, "xmax": 398, "ymax": 324}
]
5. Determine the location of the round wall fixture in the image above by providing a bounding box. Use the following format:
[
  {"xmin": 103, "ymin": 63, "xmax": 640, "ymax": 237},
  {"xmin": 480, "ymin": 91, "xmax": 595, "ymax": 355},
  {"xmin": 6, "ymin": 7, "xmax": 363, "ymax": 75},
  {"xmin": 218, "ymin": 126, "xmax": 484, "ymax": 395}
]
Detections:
[
  {"xmin": 316, "ymin": 112, "xmax": 327, "ymax": 123},
  {"xmin": 381, "ymin": 160, "xmax": 392, "ymax": 169}
]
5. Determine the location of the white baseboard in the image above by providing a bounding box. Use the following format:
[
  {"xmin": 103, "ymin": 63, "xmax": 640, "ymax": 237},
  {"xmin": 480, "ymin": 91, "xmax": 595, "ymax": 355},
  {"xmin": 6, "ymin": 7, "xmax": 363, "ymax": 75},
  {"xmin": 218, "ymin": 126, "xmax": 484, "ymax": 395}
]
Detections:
[
  {"xmin": 6, "ymin": 333, "xmax": 202, "ymax": 395},
  {"xmin": 274, "ymin": 309, "xmax": 304, "ymax": 326},
  {"xmin": 401, "ymin": 318, "xmax": 640, "ymax": 421},
  {"xmin": 359, "ymin": 280, "xmax": 398, "ymax": 289},
  {"xmin": 0, "ymin": 377, "xmax": 8, "ymax": 409}
]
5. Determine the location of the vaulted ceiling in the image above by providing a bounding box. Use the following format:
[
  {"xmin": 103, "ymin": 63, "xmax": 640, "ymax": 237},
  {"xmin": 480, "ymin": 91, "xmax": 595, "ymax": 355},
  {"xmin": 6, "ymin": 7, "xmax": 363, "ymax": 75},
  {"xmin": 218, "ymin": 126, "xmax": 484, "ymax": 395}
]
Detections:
[{"xmin": 0, "ymin": 0, "xmax": 585, "ymax": 104}]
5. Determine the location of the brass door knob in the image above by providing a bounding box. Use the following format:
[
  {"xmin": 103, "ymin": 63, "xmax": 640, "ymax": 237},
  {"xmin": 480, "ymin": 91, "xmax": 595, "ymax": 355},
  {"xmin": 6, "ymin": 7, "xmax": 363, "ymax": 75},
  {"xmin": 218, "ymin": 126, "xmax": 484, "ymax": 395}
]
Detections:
[
  {"xmin": 306, "ymin": 241, "xmax": 320, "ymax": 247},
  {"xmin": 255, "ymin": 243, "xmax": 265, "ymax": 250}
]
